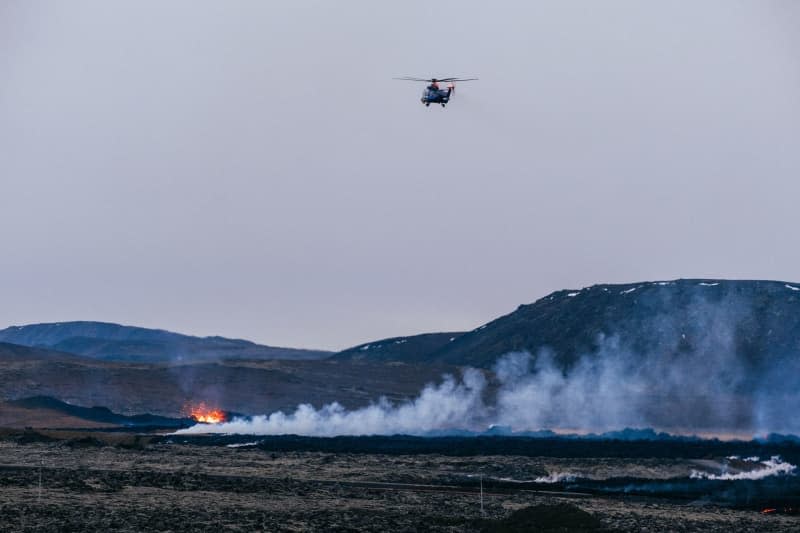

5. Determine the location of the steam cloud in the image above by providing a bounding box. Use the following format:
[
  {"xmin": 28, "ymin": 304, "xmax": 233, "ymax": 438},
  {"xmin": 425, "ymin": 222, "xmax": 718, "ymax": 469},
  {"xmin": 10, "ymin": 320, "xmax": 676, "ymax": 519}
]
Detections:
[
  {"xmin": 183, "ymin": 370, "xmax": 487, "ymax": 437},
  {"xmin": 177, "ymin": 348, "xmax": 800, "ymax": 437},
  {"xmin": 690, "ymin": 456, "xmax": 797, "ymax": 480},
  {"xmin": 177, "ymin": 290, "xmax": 800, "ymax": 437},
  {"xmin": 490, "ymin": 473, "xmax": 579, "ymax": 484}
]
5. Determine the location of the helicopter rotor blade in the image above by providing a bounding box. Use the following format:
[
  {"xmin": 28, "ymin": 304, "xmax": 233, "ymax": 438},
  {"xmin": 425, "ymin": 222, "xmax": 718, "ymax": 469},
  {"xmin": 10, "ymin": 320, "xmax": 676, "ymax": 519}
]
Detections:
[{"xmin": 393, "ymin": 76, "xmax": 479, "ymax": 82}]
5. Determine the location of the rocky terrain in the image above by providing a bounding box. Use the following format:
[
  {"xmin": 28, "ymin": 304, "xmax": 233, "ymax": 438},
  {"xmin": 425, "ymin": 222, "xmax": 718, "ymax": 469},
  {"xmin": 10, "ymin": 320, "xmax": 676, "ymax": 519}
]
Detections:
[
  {"xmin": 2, "ymin": 279, "xmax": 800, "ymax": 530},
  {"xmin": 0, "ymin": 431, "xmax": 798, "ymax": 532}
]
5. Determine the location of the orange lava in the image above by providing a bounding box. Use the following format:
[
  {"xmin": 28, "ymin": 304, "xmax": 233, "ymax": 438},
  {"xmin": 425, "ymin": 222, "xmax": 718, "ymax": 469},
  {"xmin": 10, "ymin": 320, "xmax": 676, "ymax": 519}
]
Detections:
[{"xmin": 184, "ymin": 402, "xmax": 227, "ymax": 424}]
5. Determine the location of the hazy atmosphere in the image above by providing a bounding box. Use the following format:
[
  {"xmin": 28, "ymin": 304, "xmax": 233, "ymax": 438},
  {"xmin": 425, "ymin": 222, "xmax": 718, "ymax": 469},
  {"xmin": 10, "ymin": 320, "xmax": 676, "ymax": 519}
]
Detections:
[{"xmin": 3, "ymin": 1, "xmax": 800, "ymax": 350}]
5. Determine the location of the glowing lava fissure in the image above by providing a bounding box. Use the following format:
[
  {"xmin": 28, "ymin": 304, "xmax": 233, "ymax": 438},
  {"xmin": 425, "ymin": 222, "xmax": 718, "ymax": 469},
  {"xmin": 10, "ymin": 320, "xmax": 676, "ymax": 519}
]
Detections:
[{"xmin": 185, "ymin": 402, "xmax": 227, "ymax": 424}]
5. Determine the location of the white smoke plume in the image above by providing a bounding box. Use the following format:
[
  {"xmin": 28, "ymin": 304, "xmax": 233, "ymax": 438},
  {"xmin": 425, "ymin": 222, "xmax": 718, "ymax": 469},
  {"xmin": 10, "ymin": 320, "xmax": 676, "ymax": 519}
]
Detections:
[
  {"xmin": 177, "ymin": 290, "xmax": 800, "ymax": 437},
  {"xmin": 179, "ymin": 369, "xmax": 488, "ymax": 436},
  {"xmin": 690, "ymin": 456, "xmax": 796, "ymax": 480},
  {"xmin": 489, "ymin": 472, "xmax": 578, "ymax": 484},
  {"xmin": 176, "ymin": 339, "xmax": 800, "ymax": 437},
  {"xmin": 534, "ymin": 472, "xmax": 578, "ymax": 483}
]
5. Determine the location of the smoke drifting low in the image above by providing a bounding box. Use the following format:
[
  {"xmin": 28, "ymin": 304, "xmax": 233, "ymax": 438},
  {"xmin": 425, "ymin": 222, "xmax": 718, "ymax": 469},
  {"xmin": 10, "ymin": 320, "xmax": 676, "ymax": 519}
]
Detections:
[
  {"xmin": 177, "ymin": 348, "xmax": 799, "ymax": 437},
  {"xmin": 690, "ymin": 456, "xmax": 796, "ymax": 481},
  {"xmin": 178, "ymin": 288, "xmax": 800, "ymax": 437},
  {"xmin": 182, "ymin": 370, "xmax": 487, "ymax": 437}
]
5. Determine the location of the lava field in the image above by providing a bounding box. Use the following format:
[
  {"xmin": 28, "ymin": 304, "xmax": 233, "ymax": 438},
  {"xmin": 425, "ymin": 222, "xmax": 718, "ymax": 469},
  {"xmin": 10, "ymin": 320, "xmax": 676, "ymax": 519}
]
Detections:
[{"xmin": 0, "ymin": 431, "xmax": 798, "ymax": 532}]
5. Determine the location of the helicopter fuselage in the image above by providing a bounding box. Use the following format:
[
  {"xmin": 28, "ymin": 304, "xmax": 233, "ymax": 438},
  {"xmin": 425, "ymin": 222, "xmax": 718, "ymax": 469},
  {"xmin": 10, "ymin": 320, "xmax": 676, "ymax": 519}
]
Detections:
[
  {"xmin": 421, "ymin": 86, "xmax": 452, "ymax": 107},
  {"xmin": 394, "ymin": 76, "xmax": 476, "ymax": 107}
]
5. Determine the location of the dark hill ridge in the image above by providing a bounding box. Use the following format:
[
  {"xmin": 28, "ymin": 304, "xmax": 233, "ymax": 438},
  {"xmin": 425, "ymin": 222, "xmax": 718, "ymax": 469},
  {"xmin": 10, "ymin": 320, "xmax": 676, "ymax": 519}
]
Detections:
[
  {"xmin": 333, "ymin": 332, "xmax": 465, "ymax": 362},
  {"xmin": 8, "ymin": 396, "xmax": 191, "ymax": 428},
  {"xmin": 336, "ymin": 279, "xmax": 800, "ymax": 369},
  {"xmin": 0, "ymin": 342, "xmax": 94, "ymax": 363},
  {"xmin": 0, "ymin": 343, "xmax": 454, "ymax": 418},
  {"xmin": 438, "ymin": 278, "xmax": 800, "ymax": 368},
  {"xmin": 0, "ymin": 321, "xmax": 331, "ymax": 363}
]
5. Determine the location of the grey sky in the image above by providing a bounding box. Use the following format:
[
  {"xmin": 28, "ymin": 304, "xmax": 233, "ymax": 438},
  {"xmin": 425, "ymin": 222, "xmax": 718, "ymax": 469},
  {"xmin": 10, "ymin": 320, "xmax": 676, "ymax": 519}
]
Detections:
[{"xmin": 2, "ymin": 1, "xmax": 799, "ymax": 350}]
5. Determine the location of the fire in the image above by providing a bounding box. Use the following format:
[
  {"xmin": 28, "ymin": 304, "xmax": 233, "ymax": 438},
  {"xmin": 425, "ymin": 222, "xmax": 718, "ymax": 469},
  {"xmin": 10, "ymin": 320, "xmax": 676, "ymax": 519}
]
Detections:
[{"xmin": 185, "ymin": 402, "xmax": 227, "ymax": 424}]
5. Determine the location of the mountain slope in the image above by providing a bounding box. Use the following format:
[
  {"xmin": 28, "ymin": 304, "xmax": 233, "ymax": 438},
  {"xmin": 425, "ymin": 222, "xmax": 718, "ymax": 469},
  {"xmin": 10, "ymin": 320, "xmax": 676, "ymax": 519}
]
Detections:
[
  {"xmin": 7, "ymin": 396, "xmax": 190, "ymax": 428},
  {"xmin": 0, "ymin": 342, "xmax": 455, "ymax": 419},
  {"xmin": 0, "ymin": 342, "xmax": 93, "ymax": 362},
  {"xmin": 333, "ymin": 332, "xmax": 465, "ymax": 362},
  {"xmin": 0, "ymin": 321, "xmax": 330, "ymax": 363},
  {"xmin": 332, "ymin": 279, "xmax": 800, "ymax": 371},
  {"xmin": 433, "ymin": 279, "xmax": 800, "ymax": 368}
]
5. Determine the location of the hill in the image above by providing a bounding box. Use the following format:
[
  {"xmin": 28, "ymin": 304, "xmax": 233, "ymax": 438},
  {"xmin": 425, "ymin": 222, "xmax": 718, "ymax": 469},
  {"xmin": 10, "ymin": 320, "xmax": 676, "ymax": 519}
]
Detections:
[
  {"xmin": 5, "ymin": 279, "xmax": 800, "ymax": 432},
  {"xmin": 0, "ymin": 342, "xmax": 91, "ymax": 362},
  {"xmin": 0, "ymin": 321, "xmax": 331, "ymax": 363},
  {"xmin": 0, "ymin": 342, "xmax": 453, "ymax": 420},
  {"xmin": 333, "ymin": 332, "xmax": 465, "ymax": 362},
  {"xmin": 5, "ymin": 396, "xmax": 190, "ymax": 428},
  {"xmin": 336, "ymin": 279, "xmax": 800, "ymax": 370}
]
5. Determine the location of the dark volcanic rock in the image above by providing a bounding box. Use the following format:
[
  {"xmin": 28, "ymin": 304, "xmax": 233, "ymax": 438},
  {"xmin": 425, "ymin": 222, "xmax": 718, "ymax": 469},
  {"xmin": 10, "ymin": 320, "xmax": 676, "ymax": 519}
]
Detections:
[
  {"xmin": 481, "ymin": 503, "xmax": 606, "ymax": 532},
  {"xmin": 8, "ymin": 396, "xmax": 191, "ymax": 428}
]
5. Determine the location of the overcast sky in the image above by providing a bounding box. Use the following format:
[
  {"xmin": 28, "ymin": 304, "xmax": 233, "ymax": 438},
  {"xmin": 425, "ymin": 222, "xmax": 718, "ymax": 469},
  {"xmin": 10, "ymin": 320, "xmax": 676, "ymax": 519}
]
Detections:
[{"xmin": 2, "ymin": 1, "xmax": 799, "ymax": 350}]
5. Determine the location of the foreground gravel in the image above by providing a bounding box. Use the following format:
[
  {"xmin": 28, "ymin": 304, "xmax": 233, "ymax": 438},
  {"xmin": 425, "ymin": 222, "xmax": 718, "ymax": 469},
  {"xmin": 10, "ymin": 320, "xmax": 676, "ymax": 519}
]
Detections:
[{"xmin": 0, "ymin": 437, "xmax": 797, "ymax": 532}]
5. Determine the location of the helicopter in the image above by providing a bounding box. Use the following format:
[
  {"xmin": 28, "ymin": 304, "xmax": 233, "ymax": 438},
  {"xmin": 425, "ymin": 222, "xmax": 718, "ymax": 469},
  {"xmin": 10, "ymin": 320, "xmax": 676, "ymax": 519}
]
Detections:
[{"xmin": 393, "ymin": 76, "xmax": 478, "ymax": 107}]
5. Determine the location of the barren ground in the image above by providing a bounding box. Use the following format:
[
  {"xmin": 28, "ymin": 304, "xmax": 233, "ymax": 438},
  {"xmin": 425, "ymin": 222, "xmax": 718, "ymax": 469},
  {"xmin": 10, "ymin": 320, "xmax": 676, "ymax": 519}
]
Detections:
[
  {"xmin": 0, "ymin": 433, "xmax": 797, "ymax": 532},
  {"xmin": 0, "ymin": 358, "xmax": 455, "ymax": 418}
]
